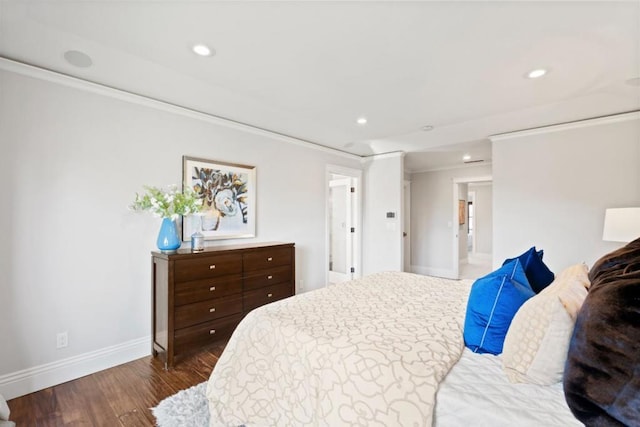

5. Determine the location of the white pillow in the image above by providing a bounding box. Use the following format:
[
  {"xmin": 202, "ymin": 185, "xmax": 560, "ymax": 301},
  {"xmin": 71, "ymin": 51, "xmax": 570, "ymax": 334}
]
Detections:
[
  {"xmin": 0, "ymin": 393, "xmax": 10, "ymax": 421},
  {"xmin": 502, "ymin": 263, "xmax": 590, "ymax": 385}
]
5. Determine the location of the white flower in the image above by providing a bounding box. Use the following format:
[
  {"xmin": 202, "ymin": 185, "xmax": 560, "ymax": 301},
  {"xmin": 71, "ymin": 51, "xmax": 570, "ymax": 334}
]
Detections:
[
  {"xmin": 130, "ymin": 185, "xmax": 203, "ymax": 219},
  {"xmin": 214, "ymin": 189, "xmax": 238, "ymax": 216}
]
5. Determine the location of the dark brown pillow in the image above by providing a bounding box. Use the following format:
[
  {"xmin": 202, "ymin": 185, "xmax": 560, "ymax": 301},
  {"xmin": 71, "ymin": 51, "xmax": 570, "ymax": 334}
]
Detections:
[{"xmin": 563, "ymin": 237, "xmax": 640, "ymax": 426}]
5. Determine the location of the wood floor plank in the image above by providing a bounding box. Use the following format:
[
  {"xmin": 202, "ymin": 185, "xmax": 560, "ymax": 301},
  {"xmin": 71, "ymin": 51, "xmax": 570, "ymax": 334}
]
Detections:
[
  {"xmin": 8, "ymin": 387, "xmax": 61, "ymax": 425},
  {"xmin": 59, "ymin": 373, "xmax": 121, "ymax": 427},
  {"xmin": 92, "ymin": 370, "xmax": 144, "ymax": 426},
  {"xmin": 55, "ymin": 380, "xmax": 99, "ymax": 426},
  {"xmin": 7, "ymin": 343, "xmax": 225, "ymax": 426},
  {"xmin": 96, "ymin": 358, "xmax": 174, "ymax": 425}
]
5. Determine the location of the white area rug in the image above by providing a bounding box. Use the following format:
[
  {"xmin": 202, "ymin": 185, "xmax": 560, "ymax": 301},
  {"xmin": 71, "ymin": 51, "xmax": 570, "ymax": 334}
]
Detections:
[{"xmin": 152, "ymin": 382, "xmax": 210, "ymax": 427}]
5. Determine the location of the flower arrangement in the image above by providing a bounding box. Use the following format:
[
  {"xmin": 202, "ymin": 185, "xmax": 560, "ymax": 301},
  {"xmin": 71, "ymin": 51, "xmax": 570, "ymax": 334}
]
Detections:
[{"xmin": 130, "ymin": 185, "xmax": 203, "ymax": 220}]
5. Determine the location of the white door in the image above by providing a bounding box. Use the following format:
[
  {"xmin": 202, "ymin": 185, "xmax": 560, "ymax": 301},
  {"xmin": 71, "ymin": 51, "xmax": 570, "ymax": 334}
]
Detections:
[
  {"xmin": 329, "ymin": 177, "xmax": 353, "ymax": 284},
  {"xmin": 403, "ymin": 180, "xmax": 411, "ymax": 272}
]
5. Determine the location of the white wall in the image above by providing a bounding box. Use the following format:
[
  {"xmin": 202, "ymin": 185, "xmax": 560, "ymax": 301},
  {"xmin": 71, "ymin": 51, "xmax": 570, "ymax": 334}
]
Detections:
[
  {"xmin": 362, "ymin": 153, "xmax": 404, "ymax": 274},
  {"xmin": 410, "ymin": 164, "xmax": 492, "ymax": 278},
  {"xmin": 471, "ymin": 183, "xmax": 493, "ymax": 255},
  {"xmin": 492, "ymin": 113, "xmax": 640, "ymax": 273},
  {"xmin": 0, "ymin": 66, "xmax": 362, "ymax": 398}
]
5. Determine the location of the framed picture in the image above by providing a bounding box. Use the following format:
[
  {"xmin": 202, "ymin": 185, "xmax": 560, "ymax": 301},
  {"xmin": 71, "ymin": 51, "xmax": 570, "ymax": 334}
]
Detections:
[
  {"xmin": 458, "ymin": 200, "xmax": 466, "ymax": 225},
  {"xmin": 182, "ymin": 156, "xmax": 256, "ymax": 241}
]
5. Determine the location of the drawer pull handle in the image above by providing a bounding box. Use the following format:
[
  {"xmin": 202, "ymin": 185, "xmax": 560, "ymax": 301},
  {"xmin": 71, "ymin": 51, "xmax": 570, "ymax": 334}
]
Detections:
[
  {"xmin": 267, "ymin": 257, "xmax": 273, "ymax": 261},
  {"xmin": 209, "ymin": 307, "xmax": 216, "ymax": 313},
  {"xmin": 209, "ymin": 265, "xmax": 216, "ymax": 269},
  {"xmin": 209, "ymin": 329, "xmax": 216, "ymax": 335},
  {"xmin": 267, "ymin": 275, "xmax": 273, "ymax": 280},
  {"xmin": 267, "ymin": 293, "xmax": 273, "ymax": 298},
  {"xmin": 209, "ymin": 286, "xmax": 216, "ymax": 291}
]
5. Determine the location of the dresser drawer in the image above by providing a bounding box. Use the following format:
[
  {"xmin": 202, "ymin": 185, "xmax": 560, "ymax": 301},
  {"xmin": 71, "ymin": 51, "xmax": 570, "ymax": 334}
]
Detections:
[
  {"xmin": 174, "ymin": 253, "xmax": 242, "ymax": 282},
  {"xmin": 153, "ymin": 243, "xmax": 294, "ymax": 367},
  {"xmin": 175, "ymin": 294, "xmax": 243, "ymax": 329},
  {"xmin": 174, "ymin": 314, "xmax": 242, "ymax": 356},
  {"xmin": 174, "ymin": 275, "xmax": 242, "ymax": 306},
  {"xmin": 243, "ymin": 247, "xmax": 292, "ymax": 272},
  {"xmin": 244, "ymin": 282, "xmax": 293, "ymax": 313},
  {"xmin": 244, "ymin": 265, "xmax": 292, "ymax": 291}
]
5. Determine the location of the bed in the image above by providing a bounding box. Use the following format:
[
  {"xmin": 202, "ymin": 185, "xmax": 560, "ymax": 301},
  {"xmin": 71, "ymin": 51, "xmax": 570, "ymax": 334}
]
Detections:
[{"xmin": 205, "ymin": 271, "xmax": 581, "ymax": 426}]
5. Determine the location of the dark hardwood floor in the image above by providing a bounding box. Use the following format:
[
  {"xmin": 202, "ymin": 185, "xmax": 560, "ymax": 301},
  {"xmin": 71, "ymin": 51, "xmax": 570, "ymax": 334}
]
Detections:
[{"xmin": 7, "ymin": 342, "xmax": 227, "ymax": 426}]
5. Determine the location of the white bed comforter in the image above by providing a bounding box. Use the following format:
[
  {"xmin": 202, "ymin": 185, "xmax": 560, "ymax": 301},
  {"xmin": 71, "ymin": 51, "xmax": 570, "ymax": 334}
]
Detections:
[{"xmin": 206, "ymin": 272, "xmax": 472, "ymax": 427}]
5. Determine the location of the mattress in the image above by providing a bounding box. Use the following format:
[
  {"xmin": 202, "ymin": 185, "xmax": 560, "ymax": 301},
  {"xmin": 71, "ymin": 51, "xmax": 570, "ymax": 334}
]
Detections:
[{"xmin": 434, "ymin": 348, "xmax": 582, "ymax": 426}]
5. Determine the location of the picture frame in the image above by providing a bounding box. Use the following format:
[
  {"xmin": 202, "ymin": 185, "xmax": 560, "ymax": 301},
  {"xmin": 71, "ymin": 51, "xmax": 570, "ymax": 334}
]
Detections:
[
  {"xmin": 458, "ymin": 199, "xmax": 466, "ymax": 225},
  {"xmin": 182, "ymin": 156, "xmax": 256, "ymax": 241}
]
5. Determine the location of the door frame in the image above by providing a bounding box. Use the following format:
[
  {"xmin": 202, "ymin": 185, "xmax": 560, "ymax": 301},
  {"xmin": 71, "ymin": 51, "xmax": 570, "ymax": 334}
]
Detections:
[
  {"xmin": 328, "ymin": 177, "xmax": 352, "ymax": 284},
  {"xmin": 452, "ymin": 175, "xmax": 492, "ymax": 279},
  {"xmin": 403, "ymin": 180, "xmax": 411, "ymax": 272},
  {"xmin": 326, "ymin": 165, "xmax": 363, "ymax": 286},
  {"xmin": 468, "ymin": 190, "xmax": 477, "ymax": 254}
]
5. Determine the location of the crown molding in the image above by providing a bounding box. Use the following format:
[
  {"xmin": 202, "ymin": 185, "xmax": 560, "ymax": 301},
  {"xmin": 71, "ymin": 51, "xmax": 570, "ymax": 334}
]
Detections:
[
  {"xmin": 408, "ymin": 160, "xmax": 493, "ymax": 175},
  {"xmin": 0, "ymin": 56, "xmax": 361, "ymax": 161},
  {"xmin": 490, "ymin": 111, "xmax": 640, "ymax": 142},
  {"xmin": 362, "ymin": 151, "xmax": 405, "ymax": 162}
]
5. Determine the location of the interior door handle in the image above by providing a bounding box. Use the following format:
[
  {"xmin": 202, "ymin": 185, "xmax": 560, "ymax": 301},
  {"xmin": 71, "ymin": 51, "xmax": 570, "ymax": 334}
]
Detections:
[{"xmin": 403, "ymin": 232, "xmax": 407, "ymax": 237}]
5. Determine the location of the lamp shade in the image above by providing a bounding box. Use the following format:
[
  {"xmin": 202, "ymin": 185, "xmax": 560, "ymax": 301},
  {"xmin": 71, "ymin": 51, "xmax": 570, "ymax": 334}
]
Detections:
[{"xmin": 602, "ymin": 208, "xmax": 640, "ymax": 242}]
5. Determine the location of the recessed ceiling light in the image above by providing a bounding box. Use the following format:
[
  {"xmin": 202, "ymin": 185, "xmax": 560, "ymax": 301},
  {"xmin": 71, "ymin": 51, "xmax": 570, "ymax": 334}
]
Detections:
[
  {"xmin": 356, "ymin": 117, "xmax": 367, "ymax": 125},
  {"xmin": 526, "ymin": 68, "xmax": 548, "ymax": 79},
  {"xmin": 63, "ymin": 50, "xmax": 93, "ymax": 68},
  {"xmin": 463, "ymin": 154, "xmax": 471, "ymax": 161},
  {"xmin": 626, "ymin": 77, "xmax": 640, "ymax": 87},
  {"xmin": 421, "ymin": 125, "xmax": 434, "ymax": 131},
  {"xmin": 192, "ymin": 44, "xmax": 214, "ymax": 57}
]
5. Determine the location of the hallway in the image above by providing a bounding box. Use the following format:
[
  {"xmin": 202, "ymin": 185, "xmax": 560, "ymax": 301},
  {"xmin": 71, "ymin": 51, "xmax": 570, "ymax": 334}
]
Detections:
[{"xmin": 459, "ymin": 255, "xmax": 492, "ymax": 280}]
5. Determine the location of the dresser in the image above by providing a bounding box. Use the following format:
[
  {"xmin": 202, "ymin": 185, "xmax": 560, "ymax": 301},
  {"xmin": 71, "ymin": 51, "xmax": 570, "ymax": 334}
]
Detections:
[{"xmin": 152, "ymin": 241, "xmax": 295, "ymax": 367}]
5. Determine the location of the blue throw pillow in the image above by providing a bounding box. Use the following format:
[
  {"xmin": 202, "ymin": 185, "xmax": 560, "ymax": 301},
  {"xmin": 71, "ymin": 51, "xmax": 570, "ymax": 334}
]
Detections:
[
  {"xmin": 464, "ymin": 259, "xmax": 535, "ymax": 354},
  {"xmin": 503, "ymin": 247, "xmax": 554, "ymax": 293}
]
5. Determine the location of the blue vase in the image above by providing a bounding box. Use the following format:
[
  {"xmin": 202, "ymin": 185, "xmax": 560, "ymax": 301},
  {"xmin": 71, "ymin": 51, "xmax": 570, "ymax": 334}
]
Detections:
[{"xmin": 157, "ymin": 218, "xmax": 181, "ymax": 252}]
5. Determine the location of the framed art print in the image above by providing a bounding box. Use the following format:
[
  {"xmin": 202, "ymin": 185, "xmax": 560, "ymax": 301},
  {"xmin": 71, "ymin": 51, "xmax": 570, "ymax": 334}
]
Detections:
[{"xmin": 182, "ymin": 156, "xmax": 256, "ymax": 241}]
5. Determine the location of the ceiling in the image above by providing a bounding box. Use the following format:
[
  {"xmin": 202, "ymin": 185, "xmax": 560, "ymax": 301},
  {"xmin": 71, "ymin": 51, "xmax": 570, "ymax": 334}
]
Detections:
[{"xmin": 1, "ymin": 1, "xmax": 638, "ymax": 172}]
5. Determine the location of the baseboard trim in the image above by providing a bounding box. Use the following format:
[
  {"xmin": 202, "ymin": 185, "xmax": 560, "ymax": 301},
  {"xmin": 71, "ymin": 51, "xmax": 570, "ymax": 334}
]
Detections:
[
  {"xmin": 410, "ymin": 265, "xmax": 457, "ymax": 280},
  {"xmin": 0, "ymin": 336, "xmax": 151, "ymax": 400}
]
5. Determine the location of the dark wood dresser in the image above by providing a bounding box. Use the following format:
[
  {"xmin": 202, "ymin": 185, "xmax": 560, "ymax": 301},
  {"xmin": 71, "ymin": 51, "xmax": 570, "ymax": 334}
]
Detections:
[{"xmin": 152, "ymin": 241, "xmax": 295, "ymax": 367}]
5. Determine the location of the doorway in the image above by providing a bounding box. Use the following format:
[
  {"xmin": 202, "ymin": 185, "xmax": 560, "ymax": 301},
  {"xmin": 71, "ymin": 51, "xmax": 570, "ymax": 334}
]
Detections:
[
  {"xmin": 467, "ymin": 192, "xmax": 476, "ymax": 253},
  {"xmin": 326, "ymin": 166, "xmax": 362, "ymax": 285},
  {"xmin": 452, "ymin": 176, "xmax": 493, "ymax": 279}
]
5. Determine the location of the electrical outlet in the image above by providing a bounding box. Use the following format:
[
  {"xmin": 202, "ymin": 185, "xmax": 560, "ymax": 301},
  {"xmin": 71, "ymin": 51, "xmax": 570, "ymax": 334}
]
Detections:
[
  {"xmin": 298, "ymin": 279, "xmax": 304, "ymax": 292},
  {"xmin": 56, "ymin": 332, "xmax": 68, "ymax": 349}
]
